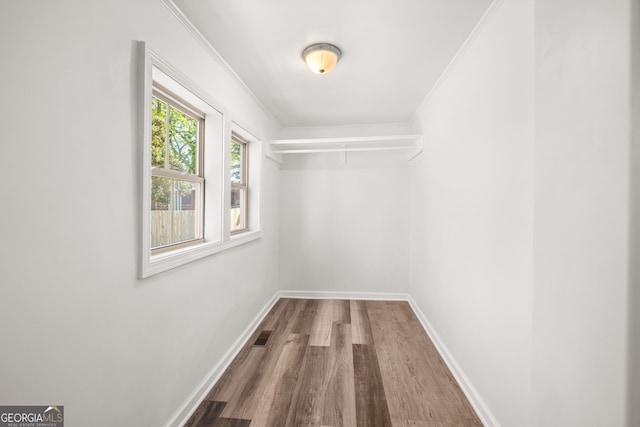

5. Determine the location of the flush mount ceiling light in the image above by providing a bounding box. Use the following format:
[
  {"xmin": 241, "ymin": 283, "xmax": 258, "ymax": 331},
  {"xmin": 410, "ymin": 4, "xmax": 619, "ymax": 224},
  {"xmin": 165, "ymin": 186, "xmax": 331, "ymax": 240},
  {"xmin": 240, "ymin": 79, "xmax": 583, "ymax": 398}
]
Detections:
[{"xmin": 302, "ymin": 43, "xmax": 342, "ymax": 74}]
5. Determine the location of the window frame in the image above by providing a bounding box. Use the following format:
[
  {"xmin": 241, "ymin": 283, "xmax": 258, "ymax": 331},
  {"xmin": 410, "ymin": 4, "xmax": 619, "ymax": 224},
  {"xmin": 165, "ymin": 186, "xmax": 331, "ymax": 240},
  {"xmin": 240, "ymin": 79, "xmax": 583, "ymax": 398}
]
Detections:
[
  {"xmin": 138, "ymin": 43, "xmax": 263, "ymax": 279},
  {"xmin": 150, "ymin": 85, "xmax": 206, "ymax": 253},
  {"xmin": 230, "ymin": 132, "xmax": 248, "ymax": 234}
]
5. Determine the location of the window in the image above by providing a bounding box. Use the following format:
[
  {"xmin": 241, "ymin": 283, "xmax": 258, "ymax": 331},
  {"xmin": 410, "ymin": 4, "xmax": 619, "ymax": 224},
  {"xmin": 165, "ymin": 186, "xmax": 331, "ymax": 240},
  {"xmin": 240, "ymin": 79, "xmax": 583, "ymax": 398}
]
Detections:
[
  {"xmin": 138, "ymin": 43, "xmax": 262, "ymax": 279},
  {"xmin": 151, "ymin": 85, "xmax": 204, "ymax": 252},
  {"xmin": 230, "ymin": 132, "xmax": 248, "ymax": 233}
]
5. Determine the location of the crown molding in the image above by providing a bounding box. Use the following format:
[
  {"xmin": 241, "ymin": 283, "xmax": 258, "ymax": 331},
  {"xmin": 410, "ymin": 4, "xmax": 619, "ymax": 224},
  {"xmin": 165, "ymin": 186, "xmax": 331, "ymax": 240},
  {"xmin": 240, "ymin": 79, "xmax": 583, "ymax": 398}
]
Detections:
[
  {"xmin": 410, "ymin": 0, "xmax": 506, "ymax": 125},
  {"xmin": 160, "ymin": 0, "xmax": 282, "ymax": 130}
]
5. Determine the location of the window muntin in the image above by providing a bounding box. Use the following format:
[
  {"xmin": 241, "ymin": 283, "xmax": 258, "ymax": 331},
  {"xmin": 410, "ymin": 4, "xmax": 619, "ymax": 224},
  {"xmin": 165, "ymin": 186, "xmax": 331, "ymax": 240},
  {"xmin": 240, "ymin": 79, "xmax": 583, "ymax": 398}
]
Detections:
[
  {"xmin": 151, "ymin": 85, "xmax": 204, "ymax": 251},
  {"xmin": 230, "ymin": 133, "xmax": 248, "ymax": 233}
]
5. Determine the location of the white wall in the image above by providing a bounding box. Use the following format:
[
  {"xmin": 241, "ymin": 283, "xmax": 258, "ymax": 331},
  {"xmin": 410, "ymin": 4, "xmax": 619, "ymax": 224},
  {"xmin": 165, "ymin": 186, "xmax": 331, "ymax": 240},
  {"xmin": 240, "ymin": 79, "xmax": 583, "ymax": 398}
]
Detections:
[
  {"xmin": 2, "ymin": 1, "xmax": 637, "ymax": 426},
  {"xmin": 630, "ymin": 2, "xmax": 640, "ymax": 425},
  {"xmin": 533, "ymin": 0, "xmax": 632, "ymax": 425},
  {"xmin": 0, "ymin": 1, "xmax": 280, "ymax": 426},
  {"xmin": 279, "ymin": 149, "xmax": 410, "ymax": 294},
  {"xmin": 409, "ymin": 1, "xmax": 534, "ymax": 425},
  {"xmin": 410, "ymin": 0, "xmax": 636, "ymax": 425}
]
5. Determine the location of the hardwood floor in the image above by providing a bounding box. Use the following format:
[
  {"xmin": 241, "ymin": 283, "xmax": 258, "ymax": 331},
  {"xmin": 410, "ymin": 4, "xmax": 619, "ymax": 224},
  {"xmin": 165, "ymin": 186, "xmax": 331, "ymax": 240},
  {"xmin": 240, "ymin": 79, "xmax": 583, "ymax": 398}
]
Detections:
[{"xmin": 185, "ymin": 299, "xmax": 482, "ymax": 427}]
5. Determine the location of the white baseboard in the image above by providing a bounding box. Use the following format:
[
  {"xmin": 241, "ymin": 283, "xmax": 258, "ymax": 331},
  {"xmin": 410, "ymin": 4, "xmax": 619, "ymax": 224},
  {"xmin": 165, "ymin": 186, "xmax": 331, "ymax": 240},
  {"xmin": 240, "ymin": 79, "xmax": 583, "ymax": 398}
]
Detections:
[
  {"xmin": 285, "ymin": 290, "xmax": 499, "ymax": 425},
  {"xmin": 406, "ymin": 296, "xmax": 500, "ymax": 427},
  {"xmin": 163, "ymin": 291, "xmax": 281, "ymax": 427},
  {"xmin": 164, "ymin": 290, "xmax": 498, "ymax": 427},
  {"xmin": 278, "ymin": 289, "xmax": 410, "ymax": 301}
]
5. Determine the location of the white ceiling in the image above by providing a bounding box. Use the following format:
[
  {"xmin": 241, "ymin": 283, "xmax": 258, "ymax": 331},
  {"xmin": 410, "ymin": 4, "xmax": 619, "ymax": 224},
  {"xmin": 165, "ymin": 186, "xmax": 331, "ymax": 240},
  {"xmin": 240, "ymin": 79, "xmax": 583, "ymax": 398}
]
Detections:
[{"xmin": 173, "ymin": 0, "xmax": 493, "ymax": 128}]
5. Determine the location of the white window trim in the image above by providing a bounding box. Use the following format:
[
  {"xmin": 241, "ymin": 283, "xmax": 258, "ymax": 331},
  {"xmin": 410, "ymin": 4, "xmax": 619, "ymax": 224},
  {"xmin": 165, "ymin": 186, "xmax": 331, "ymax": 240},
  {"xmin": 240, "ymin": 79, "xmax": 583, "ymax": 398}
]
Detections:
[
  {"xmin": 226, "ymin": 123, "xmax": 262, "ymax": 241},
  {"xmin": 137, "ymin": 42, "xmax": 262, "ymax": 279}
]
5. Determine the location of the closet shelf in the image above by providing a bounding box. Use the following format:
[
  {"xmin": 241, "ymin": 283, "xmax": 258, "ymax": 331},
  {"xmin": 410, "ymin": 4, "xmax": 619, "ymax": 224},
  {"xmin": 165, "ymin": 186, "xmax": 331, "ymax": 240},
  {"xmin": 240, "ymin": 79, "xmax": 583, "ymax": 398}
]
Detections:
[{"xmin": 269, "ymin": 134, "xmax": 423, "ymax": 155}]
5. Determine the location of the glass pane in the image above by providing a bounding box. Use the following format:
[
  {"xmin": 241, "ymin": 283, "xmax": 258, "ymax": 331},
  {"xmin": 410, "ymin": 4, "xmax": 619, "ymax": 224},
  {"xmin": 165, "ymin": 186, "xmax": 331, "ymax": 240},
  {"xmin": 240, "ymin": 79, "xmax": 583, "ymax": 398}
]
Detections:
[
  {"xmin": 172, "ymin": 180, "xmax": 199, "ymax": 244},
  {"xmin": 230, "ymin": 188, "xmax": 245, "ymax": 232},
  {"xmin": 231, "ymin": 140, "xmax": 242, "ymax": 184},
  {"xmin": 151, "ymin": 176, "xmax": 171, "ymax": 248},
  {"xmin": 151, "ymin": 97, "xmax": 166, "ymax": 168},
  {"xmin": 169, "ymin": 106, "xmax": 198, "ymax": 174}
]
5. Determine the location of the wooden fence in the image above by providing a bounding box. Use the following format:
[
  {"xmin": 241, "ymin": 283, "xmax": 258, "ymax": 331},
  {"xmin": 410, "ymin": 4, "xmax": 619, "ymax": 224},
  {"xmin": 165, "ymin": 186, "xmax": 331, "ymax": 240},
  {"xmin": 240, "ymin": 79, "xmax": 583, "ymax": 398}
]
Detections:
[{"xmin": 151, "ymin": 210, "xmax": 196, "ymax": 247}]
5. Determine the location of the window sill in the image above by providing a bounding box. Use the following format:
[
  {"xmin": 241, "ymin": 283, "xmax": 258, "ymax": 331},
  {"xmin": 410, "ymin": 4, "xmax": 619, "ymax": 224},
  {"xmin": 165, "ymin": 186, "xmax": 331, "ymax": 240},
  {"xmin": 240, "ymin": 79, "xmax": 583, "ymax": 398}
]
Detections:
[{"xmin": 141, "ymin": 230, "xmax": 262, "ymax": 278}]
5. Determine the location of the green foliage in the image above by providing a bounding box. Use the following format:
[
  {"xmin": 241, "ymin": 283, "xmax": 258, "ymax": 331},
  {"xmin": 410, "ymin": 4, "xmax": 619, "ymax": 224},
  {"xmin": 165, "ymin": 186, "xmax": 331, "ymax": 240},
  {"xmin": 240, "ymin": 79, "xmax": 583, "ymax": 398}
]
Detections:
[
  {"xmin": 151, "ymin": 98, "xmax": 166, "ymax": 168},
  {"xmin": 231, "ymin": 140, "xmax": 242, "ymax": 183},
  {"xmin": 151, "ymin": 176, "xmax": 170, "ymax": 209},
  {"xmin": 151, "ymin": 97, "xmax": 199, "ymax": 208},
  {"xmin": 168, "ymin": 106, "xmax": 197, "ymax": 174}
]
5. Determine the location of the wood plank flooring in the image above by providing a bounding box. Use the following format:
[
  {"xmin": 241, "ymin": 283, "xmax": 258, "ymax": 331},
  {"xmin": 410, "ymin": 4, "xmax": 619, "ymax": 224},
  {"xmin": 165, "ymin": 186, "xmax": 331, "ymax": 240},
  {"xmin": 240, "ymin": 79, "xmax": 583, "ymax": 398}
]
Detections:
[{"xmin": 185, "ymin": 299, "xmax": 482, "ymax": 427}]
